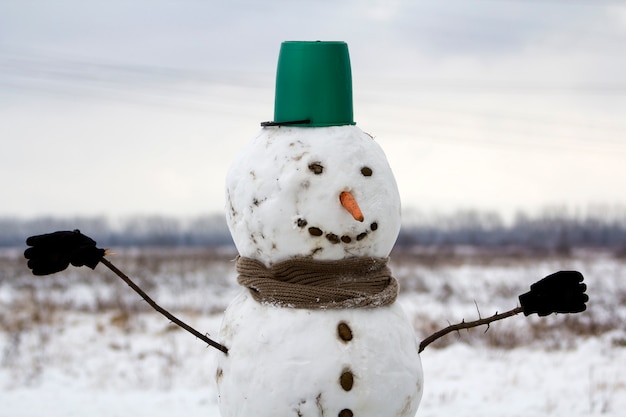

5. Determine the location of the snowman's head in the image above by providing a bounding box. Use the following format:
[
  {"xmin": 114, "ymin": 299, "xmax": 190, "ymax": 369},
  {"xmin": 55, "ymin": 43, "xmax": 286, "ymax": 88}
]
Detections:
[{"xmin": 225, "ymin": 125, "xmax": 401, "ymax": 266}]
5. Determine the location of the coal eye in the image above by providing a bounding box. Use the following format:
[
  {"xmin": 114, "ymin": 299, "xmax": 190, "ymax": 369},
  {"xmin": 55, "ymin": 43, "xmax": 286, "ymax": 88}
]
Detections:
[
  {"xmin": 361, "ymin": 167, "xmax": 373, "ymax": 177},
  {"xmin": 309, "ymin": 162, "xmax": 324, "ymax": 175}
]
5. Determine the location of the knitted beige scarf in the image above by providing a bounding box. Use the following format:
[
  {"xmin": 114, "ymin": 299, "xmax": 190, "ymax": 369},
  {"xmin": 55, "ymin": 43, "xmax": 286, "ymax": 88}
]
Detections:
[{"xmin": 236, "ymin": 256, "xmax": 398, "ymax": 309}]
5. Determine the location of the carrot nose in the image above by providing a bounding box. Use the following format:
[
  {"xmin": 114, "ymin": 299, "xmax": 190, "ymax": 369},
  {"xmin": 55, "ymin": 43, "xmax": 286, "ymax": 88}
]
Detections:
[{"xmin": 340, "ymin": 191, "xmax": 364, "ymax": 222}]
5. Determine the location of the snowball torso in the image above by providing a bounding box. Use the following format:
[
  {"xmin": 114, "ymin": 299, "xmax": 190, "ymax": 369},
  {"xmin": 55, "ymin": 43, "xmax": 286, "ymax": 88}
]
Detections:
[{"xmin": 217, "ymin": 291, "xmax": 423, "ymax": 417}]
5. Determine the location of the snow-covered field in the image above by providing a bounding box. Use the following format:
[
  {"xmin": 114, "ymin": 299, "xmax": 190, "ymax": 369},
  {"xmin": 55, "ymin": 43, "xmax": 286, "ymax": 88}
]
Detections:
[{"xmin": 1, "ymin": 247, "xmax": 624, "ymax": 417}]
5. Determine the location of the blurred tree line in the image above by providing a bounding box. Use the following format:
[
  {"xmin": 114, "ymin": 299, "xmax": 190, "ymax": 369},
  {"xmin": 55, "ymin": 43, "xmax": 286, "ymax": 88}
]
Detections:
[
  {"xmin": 2, "ymin": 207, "xmax": 626, "ymax": 252},
  {"xmin": 397, "ymin": 206, "xmax": 626, "ymax": 254},
  {"xmin": 0, "ymin": 214, "xmax": 232, "ymax": 248}
]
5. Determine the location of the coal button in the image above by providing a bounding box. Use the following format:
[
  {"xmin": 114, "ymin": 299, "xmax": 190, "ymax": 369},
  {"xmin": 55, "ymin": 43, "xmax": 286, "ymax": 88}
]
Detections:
[
  {"xmin": 339, "ymin": 370, "xmax": 354, "ymax": 391},
  {"xmin": 337, "ymin": 322, "xmax": 353, "ymax": 342}
]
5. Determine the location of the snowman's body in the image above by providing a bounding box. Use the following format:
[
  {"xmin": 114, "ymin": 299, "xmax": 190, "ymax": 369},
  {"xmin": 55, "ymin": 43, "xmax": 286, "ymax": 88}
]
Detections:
[{"xmin": 217, "ymin": 126, "xmax": 423, "ymax": 417}]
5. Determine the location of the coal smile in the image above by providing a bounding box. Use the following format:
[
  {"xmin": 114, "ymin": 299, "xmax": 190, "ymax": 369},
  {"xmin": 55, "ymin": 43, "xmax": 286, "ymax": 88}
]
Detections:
[{"xmin": 296, "ymin": 218, "xmax": 378, "ymax": 244}]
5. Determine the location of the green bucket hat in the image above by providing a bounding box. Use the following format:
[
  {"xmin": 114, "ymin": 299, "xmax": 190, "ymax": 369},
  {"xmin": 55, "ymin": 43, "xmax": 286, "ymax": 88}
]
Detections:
[{"xmin": 262, "ymin": 41, "xmax": 355, "ymax": 127}]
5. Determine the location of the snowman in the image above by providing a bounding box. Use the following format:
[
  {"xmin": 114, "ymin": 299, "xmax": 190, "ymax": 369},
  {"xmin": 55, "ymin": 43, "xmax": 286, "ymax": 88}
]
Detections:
[
  {"xmin": 22, "ymin": 40, "xmax": 589, "ymax": 417},
  {"xmin": 216, "ymin": 41, "xmax": 423, "ymax": 417}
]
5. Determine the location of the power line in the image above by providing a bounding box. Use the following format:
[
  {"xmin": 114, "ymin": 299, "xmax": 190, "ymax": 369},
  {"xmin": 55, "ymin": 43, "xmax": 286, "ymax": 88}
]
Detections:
[
  {"xmin": 361, "ymin": 78, "xmax": 626, "ymax": 96},
  {"xmin": 473, "ymin": 0, "xmax": 626, "ymax": 6}
]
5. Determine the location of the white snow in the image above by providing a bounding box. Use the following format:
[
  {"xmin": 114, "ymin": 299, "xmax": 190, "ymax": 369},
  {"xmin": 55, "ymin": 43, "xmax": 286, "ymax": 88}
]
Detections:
[
  {"xmin": 4, "ymin": 121, "xmax": 624, "ymax": 416},
  {"xmin": 2, "ymin": 248, "xmax": 624, "ymax": 417}
]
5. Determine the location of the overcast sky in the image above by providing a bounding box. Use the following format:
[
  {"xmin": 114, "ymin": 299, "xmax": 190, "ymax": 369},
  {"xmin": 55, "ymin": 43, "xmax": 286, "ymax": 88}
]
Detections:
[{"xmin": 1, "ymin": 0, "xmax": 625, "ymax": 221}]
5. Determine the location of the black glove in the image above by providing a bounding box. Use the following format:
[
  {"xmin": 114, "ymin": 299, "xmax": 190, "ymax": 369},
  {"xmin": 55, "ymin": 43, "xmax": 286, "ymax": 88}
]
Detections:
[
  {"xmin": 519, "ymin": 271, "xmax": 589, "ymax": 317},
  {"xmin": 24, "ymin": 230, "xmax": 105, "ymax": 276}
]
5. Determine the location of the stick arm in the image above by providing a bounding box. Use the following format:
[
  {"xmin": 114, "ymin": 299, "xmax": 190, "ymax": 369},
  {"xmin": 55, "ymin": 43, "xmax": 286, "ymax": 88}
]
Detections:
[
  {"xmin": 24, "ymin": 230, "xmax": 229, "ymax": 355},
  {"xmin": 418, "ymin": 306, "xmax": 523, "ymax": 353},
  {"xmin": 418, "ymin": 270, "xmax": 588, "ymax": 353},
  {"xmin": 100, "ymin": 257, "xmax": 229, "ymax": 355}
]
